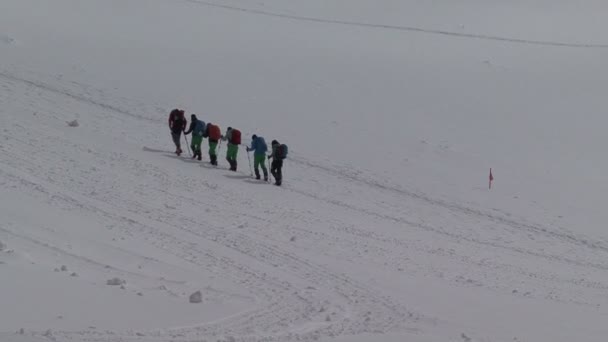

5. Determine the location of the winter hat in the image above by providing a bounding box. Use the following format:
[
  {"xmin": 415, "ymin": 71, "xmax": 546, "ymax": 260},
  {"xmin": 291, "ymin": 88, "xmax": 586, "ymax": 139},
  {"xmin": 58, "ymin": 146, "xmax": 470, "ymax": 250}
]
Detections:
[
  {"xmin": 252, "ymin": 134, "xmax": 257, "ymax": 140},
  {"xmin": 271, "ymin": 140, "xmax": 279, "ymax": 145},
  {"xmin": 227, "ymin": 127, "xmax": 232, "ymax": 131},
  {"xmin": 191, "ymin": 114, "xmax": 196, "ymax": 119}
]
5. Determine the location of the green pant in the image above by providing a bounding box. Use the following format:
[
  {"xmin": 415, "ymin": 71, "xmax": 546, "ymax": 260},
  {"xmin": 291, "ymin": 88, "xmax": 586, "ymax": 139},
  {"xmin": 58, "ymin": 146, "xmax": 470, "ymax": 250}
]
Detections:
[
  {"xmin": 226, "ymin": 143, "xmax": 238, "ymax": 161},
  {"xmin": 191, "ymin": 135, "xmax": 203, "ymax": 154},
  {"xmin": 208, "ymin": 141, "xmax": 218, "ymax": 156},
  {"xmin": 226, "ymin": 143, "xmax": 239, "ymax": 170},
  {"xmin": 254, "ymin": 154, "xmax": 268, "ymax": 178}
]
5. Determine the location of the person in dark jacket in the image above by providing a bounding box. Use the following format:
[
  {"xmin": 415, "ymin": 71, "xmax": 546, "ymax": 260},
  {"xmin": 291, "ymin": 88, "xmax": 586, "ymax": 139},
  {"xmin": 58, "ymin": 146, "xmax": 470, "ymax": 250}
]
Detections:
[
  {"xmin": 184, "ymin": 114, "xmax": 206, "ymax": 160},
  {"xmin": 246, "ymin": 134, "xmax": 268, "ymax": 181},
  {"xmin": 168, "ymin": 109, "xmax": 187, "ymax": 156},
  {"xmin": 268, "ymin": 140, "xmax": 284, "ymax": 186}
]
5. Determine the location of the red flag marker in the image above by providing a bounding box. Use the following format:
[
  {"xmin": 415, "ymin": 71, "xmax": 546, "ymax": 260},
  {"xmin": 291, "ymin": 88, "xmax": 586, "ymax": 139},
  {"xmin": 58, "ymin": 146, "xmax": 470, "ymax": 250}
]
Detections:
[{"xmin": 489, "ymin": 168, "xmax": 494, "ymax": 189}]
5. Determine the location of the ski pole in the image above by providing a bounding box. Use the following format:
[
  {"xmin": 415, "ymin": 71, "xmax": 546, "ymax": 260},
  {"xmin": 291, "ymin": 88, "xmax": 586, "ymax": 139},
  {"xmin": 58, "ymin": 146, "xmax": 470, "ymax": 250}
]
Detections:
[
  {"xmin": 183, "ymin": 133, "xmax": 192, "ymax": 156},
  {"xmin": 218, "ymin": 139, "xmax": 222, "ymax": 154},
  {"xmin": 247, "ymin": 151, "xmax": 253, "ymax": 177}
]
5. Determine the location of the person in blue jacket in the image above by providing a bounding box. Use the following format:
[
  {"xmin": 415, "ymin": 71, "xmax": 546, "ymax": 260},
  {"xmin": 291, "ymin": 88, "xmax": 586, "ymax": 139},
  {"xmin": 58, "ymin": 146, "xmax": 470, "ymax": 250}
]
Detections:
[
  {"xmin": 183, "ymin": 114, "xmax": 205, "ymax": 160},
  {"xmin": 246, "ymin": 134, "xmax": 268, "ymax": 181}
]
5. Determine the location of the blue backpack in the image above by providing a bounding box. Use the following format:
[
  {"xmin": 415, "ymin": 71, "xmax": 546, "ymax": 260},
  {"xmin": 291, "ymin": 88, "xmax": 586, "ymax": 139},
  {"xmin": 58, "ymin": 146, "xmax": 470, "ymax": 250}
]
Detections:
[{"xmin": 193, "ymin": 120, "xmax": 205, "ymax": 136}]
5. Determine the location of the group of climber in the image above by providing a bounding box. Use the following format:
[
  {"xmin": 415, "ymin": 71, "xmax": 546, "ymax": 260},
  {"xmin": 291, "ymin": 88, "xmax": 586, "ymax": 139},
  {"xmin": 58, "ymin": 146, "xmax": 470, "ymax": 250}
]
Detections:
[{"xmin": 168, "ymin": 109, "xmax": 287, "ymax": 186}]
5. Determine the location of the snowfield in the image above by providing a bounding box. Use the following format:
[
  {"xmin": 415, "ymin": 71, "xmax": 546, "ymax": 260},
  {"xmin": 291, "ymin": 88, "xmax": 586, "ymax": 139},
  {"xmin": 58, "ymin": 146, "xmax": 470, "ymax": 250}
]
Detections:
[{"xmin": 2, "ymin": 0, "xmax": 608, "ymax": 341}]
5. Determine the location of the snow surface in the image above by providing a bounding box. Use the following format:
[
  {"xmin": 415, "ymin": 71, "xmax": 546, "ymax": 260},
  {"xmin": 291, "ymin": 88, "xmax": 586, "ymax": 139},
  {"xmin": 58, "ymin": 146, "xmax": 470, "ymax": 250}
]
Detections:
[{"xmin": 2, "ymin": 0, "xmax": 608, "ymax": 341}]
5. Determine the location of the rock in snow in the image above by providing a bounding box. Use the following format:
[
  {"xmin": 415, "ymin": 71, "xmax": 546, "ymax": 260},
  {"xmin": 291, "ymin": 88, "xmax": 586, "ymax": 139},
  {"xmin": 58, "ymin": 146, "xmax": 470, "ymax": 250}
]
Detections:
[
  {"xmin": 66, "ymin": 119, "xmax": 79, "ymax": 127},
  {"xmin": 189, "ymin": 291, "xmax": 202, "ymax": 304},
  {"xmin": 106, "ymin": 278, "xmax": 126, "ymax": 286}
]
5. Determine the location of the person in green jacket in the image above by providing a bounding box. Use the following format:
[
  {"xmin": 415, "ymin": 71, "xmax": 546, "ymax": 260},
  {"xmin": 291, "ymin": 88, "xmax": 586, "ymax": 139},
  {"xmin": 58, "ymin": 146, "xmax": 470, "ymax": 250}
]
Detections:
[{"xmin": 221, "ymin": 127, "xmax": 240, "ymax": 171}]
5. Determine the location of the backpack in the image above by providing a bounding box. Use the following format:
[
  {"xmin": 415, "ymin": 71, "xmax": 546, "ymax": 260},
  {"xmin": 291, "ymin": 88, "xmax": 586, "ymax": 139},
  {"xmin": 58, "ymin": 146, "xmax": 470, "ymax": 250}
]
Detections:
[
  {"xmin": 208, "ymin": 124, "xmax": 221, "ymax": 141},
  {"xmin": 171, "ymin": 113, "xmax": 186, "ymax": 133},
  {"xmin": 278, "ymin": 144, "xmax": 288, "ymax": 159},
  {"xmin": 169, "ymin": 109, "xmax": 179, "ymax": 121},
  {"xmin": 193, "ymin": 120, "xmax": 205, "ymax": 136},
  {"xmin": 231, "ymin": 129, "xmax": 241, "ymax": 145}
]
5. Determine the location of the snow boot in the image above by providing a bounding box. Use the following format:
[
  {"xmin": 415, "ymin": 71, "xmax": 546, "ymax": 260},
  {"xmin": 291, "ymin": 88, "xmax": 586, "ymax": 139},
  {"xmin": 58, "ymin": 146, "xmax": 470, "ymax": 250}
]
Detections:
[{"xmin": 227, "ymin": 158, "xmax": 236, "ymax": 171}]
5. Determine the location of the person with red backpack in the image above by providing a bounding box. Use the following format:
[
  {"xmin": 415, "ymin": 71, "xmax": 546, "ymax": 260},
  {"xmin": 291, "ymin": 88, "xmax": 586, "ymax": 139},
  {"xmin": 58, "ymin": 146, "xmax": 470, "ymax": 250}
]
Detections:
[
  {"xmin": 269, "ymin": 140, "xmax": 288, "ymax": 186},
  {"xmin": 168, "ymin": 109, "xmax": 187, "ymax": 156},
  {"xmin": 221, "ymin": 127, "xmax": 241, "ymax": 171},
  {"xmin": 204, "ymin": 122, "xmax": 222, "ymax": 166}
]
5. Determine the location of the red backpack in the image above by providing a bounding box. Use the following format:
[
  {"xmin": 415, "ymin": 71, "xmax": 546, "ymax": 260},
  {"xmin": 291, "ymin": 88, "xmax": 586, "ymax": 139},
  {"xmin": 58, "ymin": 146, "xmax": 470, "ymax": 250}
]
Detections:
[
  {"xmin": 231, "ymin": 129, "xmax": 241, "ymax": 145},
  {"xmin": 208, "ymin": 124, "xmax": 221, "ymax": 141},
  {"xmin": 169, "ymin": 110, "xmax": 186, "ymax": 132}
]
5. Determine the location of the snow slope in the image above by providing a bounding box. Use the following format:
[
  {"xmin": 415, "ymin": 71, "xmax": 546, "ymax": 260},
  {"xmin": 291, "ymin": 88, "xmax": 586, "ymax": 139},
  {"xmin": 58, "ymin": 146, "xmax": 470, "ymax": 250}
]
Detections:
[{"xmin": 2, "ymin": 0, "xmax": 608, "ymax": 341}]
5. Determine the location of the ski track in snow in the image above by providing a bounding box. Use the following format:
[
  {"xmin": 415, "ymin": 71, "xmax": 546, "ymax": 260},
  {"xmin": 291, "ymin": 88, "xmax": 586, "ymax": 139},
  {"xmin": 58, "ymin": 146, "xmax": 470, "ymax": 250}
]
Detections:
[
  {"xmin": 185, "ymin": 0, "xmax": 608, "ymax": 48},
  {"xmin": 2, "ymin": 69, "xmax": 608, "ymax": 341},
  {"xmin": 0, "ymin": 144, "xmax": 425, "ymax": 341},
  {"xmin": 0, "ymin": 71, "xmax": 160, "ymax": 124},
  {"xmin": 0, "ymin": 71, "xmax": 426, "ymax": 341}
]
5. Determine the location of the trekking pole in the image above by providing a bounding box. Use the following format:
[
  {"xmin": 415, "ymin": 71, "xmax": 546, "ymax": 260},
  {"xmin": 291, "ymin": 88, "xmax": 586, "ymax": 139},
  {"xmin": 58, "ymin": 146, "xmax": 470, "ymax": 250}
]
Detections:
[
  {"xmin": 247, "ymin": 151, "xmax": 253, "ymax": 177},
  {"xmin": 268, "ymin": 157, "xmax": 272, "ymax": 183},
  {"xmin": 183, "ymin": 134, "xmax": 192, "ymax": 156},
  {"xmin": 218, "ymin": 139, "xmax": 222, "ymax": 154}
]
